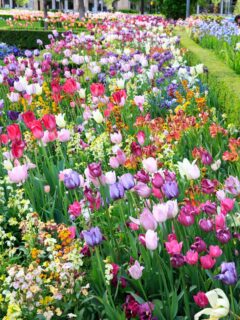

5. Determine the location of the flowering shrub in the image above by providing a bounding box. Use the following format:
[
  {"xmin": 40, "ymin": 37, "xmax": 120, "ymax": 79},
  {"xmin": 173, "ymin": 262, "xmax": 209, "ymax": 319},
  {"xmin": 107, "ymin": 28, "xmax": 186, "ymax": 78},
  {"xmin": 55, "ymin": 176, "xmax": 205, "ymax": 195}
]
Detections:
[{"xmin": 0, "ymin": 12, "xmax": 239, "ymax": 320}]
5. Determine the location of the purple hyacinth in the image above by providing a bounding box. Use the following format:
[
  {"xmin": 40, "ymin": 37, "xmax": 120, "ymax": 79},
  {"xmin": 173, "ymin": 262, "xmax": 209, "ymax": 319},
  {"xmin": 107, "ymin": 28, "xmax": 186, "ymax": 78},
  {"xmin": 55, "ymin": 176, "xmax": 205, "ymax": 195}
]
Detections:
[
  {"xmin": 215, "ymin": 262, "xmax": 238, "ymax": 285},
  {"xmin": 82, "ymin": 227, "xmax": 103, "ymax": 247},
  {"xmin": 119, "ymin": 173, "xmax": 135, "ymax": 190},
  {"xmin": 162, "ymin": 181, "xmax": 179, "ymax": 199},
  {"xmin": 63, "ymin": 170, "xmax": 81, "ymax": 190},
  {"xmin": 109, "ymin": 182, "xmax": 125, "ymax": 200}
]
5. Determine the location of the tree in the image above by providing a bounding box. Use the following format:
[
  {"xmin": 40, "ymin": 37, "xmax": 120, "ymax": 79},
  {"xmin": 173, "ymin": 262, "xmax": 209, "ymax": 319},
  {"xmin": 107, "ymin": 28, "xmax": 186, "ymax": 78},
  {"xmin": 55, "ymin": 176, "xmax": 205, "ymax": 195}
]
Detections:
[
  {"xmin": 16, "ymin": 0, "xmax": 28, "ymax": 6},
  {"xmin": 234, "ymin": 0, "xmax": 240, "ymax": 14},
  {"xmin": 140, "ymin": 0, "xmax": 144, "ymax": 13},
  {"xmin": 211, "ymin": 0, "xmax": 221, "ymax": 13},
  {"xmin": 78, "ymin": 0, "xmax": 86, "ymax": 19}
]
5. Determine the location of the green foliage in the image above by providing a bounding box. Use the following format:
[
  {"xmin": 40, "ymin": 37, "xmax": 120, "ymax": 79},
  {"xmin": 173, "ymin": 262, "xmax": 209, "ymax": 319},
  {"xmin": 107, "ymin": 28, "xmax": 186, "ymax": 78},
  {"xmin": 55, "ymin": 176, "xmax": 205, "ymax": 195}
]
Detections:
[
  {"xmin": 15, "ymin": 0, "xmax": 28, "ymax": 6},
  {"xmin": 178, "ymin": 28, "xmax": 240, "ymax": 125},
  {"xmin": 234, "ymin": 0, "xmax": 240, "ymax": 14},
  {"xmin": 158, "ymin": 0, "xmax": 198, "ymax": 19},
  {"xmin": 118, "ymin": 8, "xmax": 139, "ymax": 13}
]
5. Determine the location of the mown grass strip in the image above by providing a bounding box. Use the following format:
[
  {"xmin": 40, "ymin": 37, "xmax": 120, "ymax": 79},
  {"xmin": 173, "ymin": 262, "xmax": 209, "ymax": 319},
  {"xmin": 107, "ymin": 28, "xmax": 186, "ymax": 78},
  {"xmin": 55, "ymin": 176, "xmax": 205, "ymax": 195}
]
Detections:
[{"xmin": 176, "ymin": 28, "xmax": 240, "ymax": 126}]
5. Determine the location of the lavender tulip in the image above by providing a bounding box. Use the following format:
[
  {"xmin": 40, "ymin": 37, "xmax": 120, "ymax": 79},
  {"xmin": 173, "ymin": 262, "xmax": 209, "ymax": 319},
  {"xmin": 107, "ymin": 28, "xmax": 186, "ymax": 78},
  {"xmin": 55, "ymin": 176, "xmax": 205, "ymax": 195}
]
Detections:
[
  {"xmin": 82, "ymin": 227, "xmax": 103, "ymax": 247},
  {"xmin": 215, "ymin": 262, "xmax": 238, "ymax": 285}
]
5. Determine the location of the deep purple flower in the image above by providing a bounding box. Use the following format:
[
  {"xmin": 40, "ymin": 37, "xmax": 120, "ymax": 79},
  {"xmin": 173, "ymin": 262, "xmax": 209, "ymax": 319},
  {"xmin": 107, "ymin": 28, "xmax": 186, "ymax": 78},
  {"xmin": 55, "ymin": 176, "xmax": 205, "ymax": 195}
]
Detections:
[
  {"xmin": 7, "ymin": 110, "xmax": 20, "ymax": 121},
  {"xmin": 201, "ymin": 151, "xmax": 213, "ymax": 165},
  {"xmin": 64, "ymin": 170, "xmax": 81, "ymax": 189},
  {"xmin": 110, "ymin": 182, "xmax": 125, "ymax": 200},
  {"xmin": 82, "ymin": 227, "xmax": 103, "ymax": 247},
  {"xmin": 170, "ymin": 253, "xmax": 185, "ymax": 268},
  {"xmin": 119, "ymin": 173, "xmax": 135, "ymax": 190},
  {"xmin": 88, "ymin": 162, "xmax": 102, "ymax": 178},
  {"xmin": 162, "ymin": 181, "xmax": 179, "ymax": 199},
  {"xmin": 215, "ymin": 262, "xmax": 238, "ymax": 285},
  {"xmin": 216, "ymin": 228, "xmax": 231, "ymax": 244},
  {"xmin": 138, "ymin": 302, "xmax": 154, "ymax": 320},
  {"xmin": 201, "ymin": 201, "xmax": 217, "ymax": 215},
  {"xmin": 123, "ymin": 295, "xmax": 139, "ymax": 319},
  {"xmin": 191, "ymin": 237, "xmax": 206, "ymax": 253},
  {"xmin": 134, "ymin": 170, "xmax": 150, "ymax": 183},
  {"xmin": 201, "ymin": 178, "xmax": 218, "ymax": 194}
]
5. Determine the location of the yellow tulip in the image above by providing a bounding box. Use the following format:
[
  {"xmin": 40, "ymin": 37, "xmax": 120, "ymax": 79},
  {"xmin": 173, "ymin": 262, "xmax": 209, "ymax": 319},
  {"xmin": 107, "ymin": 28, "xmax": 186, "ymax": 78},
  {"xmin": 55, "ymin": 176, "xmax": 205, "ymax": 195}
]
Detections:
[{"xmin": 194, "ymin": 289, "xmax": 229, "ymax": 320}]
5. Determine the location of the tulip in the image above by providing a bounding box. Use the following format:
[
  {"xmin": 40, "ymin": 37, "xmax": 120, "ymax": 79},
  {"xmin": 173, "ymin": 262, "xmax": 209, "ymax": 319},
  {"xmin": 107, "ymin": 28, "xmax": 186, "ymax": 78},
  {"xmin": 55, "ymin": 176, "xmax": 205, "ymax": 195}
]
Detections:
[
  {"xmin": 135, "ymin": 170, "xmax": 150, "ymax": 183},
  {"xmin": 68, "ymin": 201, "xmax": 82, "ymax": 218},
  {"xmin": 201, "ymin": 200, "xmax": 217, "ymax": 215},
  {"xmin": 7, "ymin": 124, "xmax": 21, "ymax": 141},
  {"xmin": 194, "ymin": 289, "xmax": 229, "ymax": 320},
  {"xmin": 58, "ymin": 129, "xmax": 71, "ymax": 142},
  {"xmin": 145, "ymin": 230, "xmax": 158, "ymax": 250},
  {"xmin": 92, "ymin": 110, "xmax": 104, "ymax": 124},
  {"xmin": 136, "ymin": 131, "xmax": 145, "ymax": 146},
  {"xmin": 178, "ymin": 158, "xmax": 200, "ymax": 180},
  {"xmin": 152, "ymin": 203, "xmax": 168, "ymax": 223},
  {"xmin": 63, "ymin": 170, "xmax": 81, "ymax": 190},
  {"xmin": 42, "ymin": 114, "xmax": 56, "ymax": 131},
  {"xmin": 200, "ymin": 254, "xmax": 216, "ymax": 269},
  {"xmin": 224, "ymin": 176, "xmax": 240, "ymax": 196},
  {"xmin": 88, "ymin": 163, "xmax": 102, "ymax": 178},
  {"xmin": 8, "ymin": 164, "xmax": 28, "ymax": 184},
  {"xmin": 142, "ymin": 157, "xmax": 158, "ymax": 173},
  {"xmin": 162, "ymin": 181, "xmax": 179, "ymax": 199},
  {"xmin": 199, "ymin": 219, "xmax": 214, "ymax": 232},
  {"xmin": 119, "ymin": 173, "xmax": 135, "ymax": 190},
  {"xmin": 109, "ymin": 156, "xmax": 120, "ymax": 168},
  {"xmin": 128, "ymin": 261, "xmax": 144, "ymax": 280},
  {"xmin": 209, "ymin": 245, "xmax": 222, "ymax": 258},
  {"xmin": 110, "ymin": 131, "xmax": 122, "ymax": 144},
  {"xmin": 21, "ymin": 110, "xmax": 36, "ymax": 128},
  {"xmin": 105, "ymin": 171, "xmax": 116, "ymax": 185},
  {"xmin": 152, "ymin": 172, "xmax": 164, "ymax": 188},
  {"xmin": 178, "ymin": 212, "xmax": 195, "ymax": 227},
  {"xmin": 216, "ymin": 228, "xmax": 231, "ymax": 244},
  {"xmin": 191, "ymin": 237, "xmax": 207, "ymax": 253},
  {"xmin": 220, "ymin": 198, "xmax": 235, "ymax": 215},
  {"xmin": 82, "ymin": 227, "xmax": 103, "ymax": 247},
  {"xmin": 68, "ymin": 226, "xmax": 76, "ymax": 239},
  {"xmin": 139, "ymin": 208, "xmax": 157, "ymax": 231},
  {"xmin": 109, "ymin": 182, "xmax": 125, "ymax": 200},
  {"xmin": 193, "ymin": 292, "xmax": 209, "ymax": 308},
  {"xmin": 90, "ymin": 83, "xmax": 105, "ymax": 97},
  {"xmin": 215, "ymin": 262, "xmax": 238, "ymax": 285},
  {"xmin": 165, "ymin": 240, "xmax": 183, "ymax": 255},
  {"xmin": 56, "ymin": 114, "xmax": 66, "ymax": 128},
  {"xmin": 170, "ymin": 253, "xmax": 185, "ymax": 268},
  {"xmin": 116, "ymin": 149, "xmax": 126, "ymax": 165},
  {"xmin": 133, "ymin": 182, "xmax": 152, "ymax": 198},
  {"xmin": 185, "ymin": 250, "xmax": 198, "ymax": 265},
  {"xmin": 201, "ymin": 178, "xmax": 218, "ymax": 194}
]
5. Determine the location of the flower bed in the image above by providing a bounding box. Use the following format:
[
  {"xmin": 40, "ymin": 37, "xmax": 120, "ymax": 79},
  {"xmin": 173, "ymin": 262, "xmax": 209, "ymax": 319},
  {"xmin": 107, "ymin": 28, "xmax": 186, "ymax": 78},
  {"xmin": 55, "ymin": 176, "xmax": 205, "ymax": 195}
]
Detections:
[
  {"xmin": 0, "ymin": 13, "xmax": 239, "ymax": 320},
  {"xmin": 187, "ymin": 17, "xmax": 240, "ymax": 74}
]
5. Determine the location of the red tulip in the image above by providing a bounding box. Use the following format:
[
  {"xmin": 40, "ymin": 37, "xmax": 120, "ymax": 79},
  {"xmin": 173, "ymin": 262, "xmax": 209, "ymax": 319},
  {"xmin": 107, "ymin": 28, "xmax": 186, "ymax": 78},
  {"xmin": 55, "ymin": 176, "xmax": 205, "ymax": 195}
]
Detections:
[
  {"xmin": 62, "ymin": 78, "xmax": 78, "ymax": 95},
  {"xmin": 193, "ymin": 292, "xmax": 209, "ymax": 308},
  {"xmin": 30, "ymin": 120, "xmax": 44, "ymax": 139},
  {"xmin": 7, "ymin": 124, "xmax": 21, "ymax": 141},
  {"xmin": 90, "ymin": 83, "xmax": 105, "ymax": 97},
  {"xmin": 11, "ymin": 140, "xmax": 26, "ymax": 158},
  {"xmin": 112, "ymin": 89, "xmax": 126, "ymax": 105},
  {"xmin": 42, "ymin": 114, "xmax": 56, "ymax": 131},
  {"xmin": 21, "ymin": 110, "xmax": 36, "ymax": 128},
  {"xmin": 0, "ymin": 134, "xmax": 9, "ymax": 145}
]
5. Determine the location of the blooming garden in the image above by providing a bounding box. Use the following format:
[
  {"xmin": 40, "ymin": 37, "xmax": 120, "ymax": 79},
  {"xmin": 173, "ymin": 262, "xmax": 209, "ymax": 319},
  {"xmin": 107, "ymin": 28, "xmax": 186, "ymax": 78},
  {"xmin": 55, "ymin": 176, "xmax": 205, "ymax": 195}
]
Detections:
[{"xmin": 0, "ymin": 12, "xmax": 239, "ymax": 320}]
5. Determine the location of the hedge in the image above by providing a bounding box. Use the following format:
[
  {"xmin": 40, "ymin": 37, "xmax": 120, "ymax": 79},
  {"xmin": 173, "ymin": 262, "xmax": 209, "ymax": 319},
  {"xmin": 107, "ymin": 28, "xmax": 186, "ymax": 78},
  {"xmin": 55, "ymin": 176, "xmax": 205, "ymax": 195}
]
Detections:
[
  {"xmin": 0, "ymin": 28, "xmax": 86, "ymax": 49},
  {"xmin": 0, "ymin": 14, "xmax": 14, "ymax": 20},
  {"xmin": 177, "ymin": 28, "xmax": 240, "ymax": 126}
]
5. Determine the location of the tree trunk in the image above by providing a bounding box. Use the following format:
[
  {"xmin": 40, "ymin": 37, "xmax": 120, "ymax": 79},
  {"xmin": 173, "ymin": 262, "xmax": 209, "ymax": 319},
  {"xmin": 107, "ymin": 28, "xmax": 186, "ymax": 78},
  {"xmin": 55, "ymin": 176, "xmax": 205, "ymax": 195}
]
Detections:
[
  {"xmin": 140, "ymin": 0, "xmax": 144, "ymax": 14},
  {"xmin": 43, "ymin": 0, "xmax": 48, "ymax": 30},
  {"xmin": 79, "ymin": 0, "xmax": 85, "ymax": 19}
]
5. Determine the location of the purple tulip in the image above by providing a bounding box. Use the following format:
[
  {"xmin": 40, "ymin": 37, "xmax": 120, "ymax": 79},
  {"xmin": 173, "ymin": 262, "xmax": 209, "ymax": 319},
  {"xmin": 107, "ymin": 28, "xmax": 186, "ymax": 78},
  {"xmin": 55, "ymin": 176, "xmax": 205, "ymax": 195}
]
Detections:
[
  {"xmin": 199, "ymin": 219, "xmax": 214, "ymax": 232},
  {"xmin": 64, "ymin": 170, "xmax": 81, "ymax": 190},
  {"xmin": 215, "ymin": 262, "xmax": 238, "ymax": 285},
  {"xmin": 110, "ymin": 182, "xmax": 125, "ymax": 200},
  {"xmin": 134, "ymin": 170, "xmax": 150, "ymax": 183},
  {"xmin": 216, "ymin": 228, "xmax": 231, "ymax": 244},
  {"xmin": 191, "ymin": 237, "xmax": 206, "ymax": 253},
  {"xmin": 7, "ymin": 110, "xmax": 20, "ymax": 121},
  {"xmin": 88, "ymin": 162, "xmax": 102, "ymax": 178},
  {"xmin": 162, "ymin": 181, "xmax": 179, "ymax": 199},
  {"xmin": 201, "ymin": 151, "xmax": 213, "ymax": 165},
  {"xmin": 170, "ymin": 253, "xmax": 185, "ymax": 268},
  {"xmin": 82, "ymin": 227, "xmax": 103, "ymax": 247},
  {"xmin": 201, "ymin": 201, "xmax": 217, "ymax": 215},
  {"xmin": 119, "ymin": 173, "xmax": 135, "ymax": 190}
]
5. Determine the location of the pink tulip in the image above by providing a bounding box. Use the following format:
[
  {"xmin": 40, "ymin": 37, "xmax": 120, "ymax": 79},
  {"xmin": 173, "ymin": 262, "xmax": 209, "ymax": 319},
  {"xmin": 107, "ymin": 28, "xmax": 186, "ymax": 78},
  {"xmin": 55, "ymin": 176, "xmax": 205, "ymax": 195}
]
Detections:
[
  {"xmin": 142, "ymin": 157, "xmax": 158, "ymax": 173},
  {"xmin": 58, "ymin": 129, "xmax": 71, "ymax": 142},
  {"xmin": 105, "ymin": 171, "xmax": 116, "ymax": 185},
  {"xmin": 185, "ymin": 250, "xmax": 198, "ymax": 265},
  {"xmin": 145, "ymin": 230, "xmax": 158, "ymax": 250},
  {"xmin": 109, "ymin": 156, "xmax": 120, "ymax": 169},
  {"xmin": 110, "ymin": 131, "xmax": 122, "ymax": 144},
  {"xmin": 139, "ymin": 208, "xmax": 157, "ymax": 230},
  {"xmin": 128, "ymin": 260, "xmax": 144, "ymax": 280},
  {"xmin": 152, "ymin": 203, "xmax": 168, "ymax": 223},
  {"xmin": 209, "ymin": 245, "xmax": 222, "ymax": 258},
  {"xmin": 116, "ymin": 149, "xmax": 126, "ymax": 165},
  {"xmin": 8, "ymin": 164, "xmax": 28, "ymax": 184},
  {"xmin": 165, "ymin": 240, "xmax": 183, "ymax": 255},
  {"xmin": 133, "ymin": 182, "xmax": 152, "ymax": 198},
  {"xmin": 200, "ymin": 254, "xmax": 216, "ymax": 269},
  {"xmin": 68, "ymin": 226, "xmax": 76, "ymax": 239},
  {"xmin": 136, "ymin": 131, "xmax": 145, "ymax": 146},
  {"xmin": 215, "ymin": 214, "xmax": 226, "ymax": 230},
  {"xmin": 221, "ymin": 198, "xmax": 235, "ymax": 215}
]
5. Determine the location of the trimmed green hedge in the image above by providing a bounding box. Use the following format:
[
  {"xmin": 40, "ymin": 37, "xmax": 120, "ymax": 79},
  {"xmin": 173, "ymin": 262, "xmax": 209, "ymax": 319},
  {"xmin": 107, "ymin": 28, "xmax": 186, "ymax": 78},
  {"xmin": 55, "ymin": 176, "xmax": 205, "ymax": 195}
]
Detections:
[
  {"xmin": 0, "ymin": 14, "xmax": 14, "ymax": 20},
  {"xmin": 118, "ymin": 9, "xmax": 139, "ymax": 14},
  {"xmin": 177, "ymin": 28, "xmax": 240, "ymax": 126},
  {"xmin": 0, "ymin": 28, "xmax": 86, "ymax": 49}
]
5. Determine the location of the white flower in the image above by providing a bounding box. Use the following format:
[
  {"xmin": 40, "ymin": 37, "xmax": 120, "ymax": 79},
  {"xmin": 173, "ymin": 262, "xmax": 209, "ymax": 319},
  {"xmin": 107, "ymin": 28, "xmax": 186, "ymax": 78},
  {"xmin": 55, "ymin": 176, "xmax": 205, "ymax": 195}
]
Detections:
[
  {"xmin": 194, "ymin": 288, "xmax": 229, "ymax": 320},
  {"xmin": 211, "ymin": 159, "xmax": 221, "ymax": 171},
  {"xmin": 78, "ymin": 88, "xmax": 86, "ymax": 99},
  {"xmin": 178, "ymin": 158, "xmax": 200, "ymax": 180},
  {"xmin": 92, "ymin": 110, "xmax": 104, "ymax": 124},
  {"xmin": 56, "ymin": 114, "xmax": 66, "ymax": 128}
]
